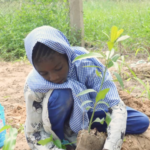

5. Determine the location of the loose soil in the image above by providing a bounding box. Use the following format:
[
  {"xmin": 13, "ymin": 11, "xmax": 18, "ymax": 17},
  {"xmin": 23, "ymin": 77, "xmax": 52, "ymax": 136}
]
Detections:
[
  {"xmin": 76, "ymin": 129, "xmax": 106, "ymax": 150},
  {"xmin": 0, "ymin": 57, "xmax": 150, "ymax": 150}
]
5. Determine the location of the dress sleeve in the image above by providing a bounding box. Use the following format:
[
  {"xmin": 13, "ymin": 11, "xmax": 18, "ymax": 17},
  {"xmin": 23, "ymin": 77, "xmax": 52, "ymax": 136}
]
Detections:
[
  {"xmin": 76, "ymin": 60, "xmax": 121, "ymax": 107},
  {"xmin": 76, "ymin": 60, "xmax": 127, "ymax": 150},
  {"xmin": 103, "ymin": 100, "xmax": 127, "ymax": 150},
  {"xmin": 24, "ymin": 83, "xmax": 65, "ymax": 150}
]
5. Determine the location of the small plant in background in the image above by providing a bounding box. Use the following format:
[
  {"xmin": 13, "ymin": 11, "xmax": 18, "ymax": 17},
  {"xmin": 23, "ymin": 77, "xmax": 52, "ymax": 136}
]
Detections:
[
  {"xmin": 3, "ymin": 96, "xmax": 10, "ymax": 99},
  {"xmin": 134, "ymin": 77, "xmax": 150, "ymax": 100},
  {"xmin": 114, "ymin": 45, "xmax": 150, "ymax": 99},
  {"xmin": 13, "ymin": 55, "xmax": 31, "ymax": 65},
  {"xmin": 38, "ymin": 134, "xmax": 71, "ymax": 149},
  {"xmin": 38, "ymin": 134, "xmax": 65, "ymax": 149},
  {"xmin": 0, "ymin": 125, "xmax": 18, "ymax": 150},
  {"xmin": 0, "ymin": 123, "xmax": 25, "ymax": 150},
  {"xmin": 14, "ymin": 55, "xmax": 27, "ymax": 63},
  {"xmin": 84, "ymin": 0, "xmax": 150, "ymax": 52},
  {"xmin": 135, "ymin": 47, "xmax": 150, "ymax": 61}
]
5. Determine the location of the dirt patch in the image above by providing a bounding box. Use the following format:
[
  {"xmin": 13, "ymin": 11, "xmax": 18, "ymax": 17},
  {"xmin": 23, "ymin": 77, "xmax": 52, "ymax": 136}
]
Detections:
[
  {"xmin": 119, "ymin": 91, "xmax": 150, "ymax": 150},
  {"xmin": 76, "ymin": 129, "xmax": 106, "ymax": 150},
  {"xmin": 0, "ymin": 61, "xmax": 32, "ymax": 150},
  {"xmin": 0, "ymin": 61, "xmax": 150, "ymax": 150}
]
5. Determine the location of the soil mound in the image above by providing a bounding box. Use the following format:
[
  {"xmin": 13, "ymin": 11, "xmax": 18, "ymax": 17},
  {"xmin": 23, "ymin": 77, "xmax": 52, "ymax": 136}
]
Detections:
[
  {"xmin": 119, "ymin": 91, "xmax": 150, "ymax": 150},
  {"xmin": 0, "ymin": 62, "xmax": 150, "ymax": 150},
  {"xmin": 76, "ymin": 129, "xmax": 106, "ymax": 150}
]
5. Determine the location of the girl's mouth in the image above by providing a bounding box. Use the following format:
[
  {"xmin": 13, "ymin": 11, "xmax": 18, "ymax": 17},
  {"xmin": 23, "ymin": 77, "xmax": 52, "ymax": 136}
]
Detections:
[{"xmin": 57, "ymin": 79, "xmax": 65, "ymax": 84}]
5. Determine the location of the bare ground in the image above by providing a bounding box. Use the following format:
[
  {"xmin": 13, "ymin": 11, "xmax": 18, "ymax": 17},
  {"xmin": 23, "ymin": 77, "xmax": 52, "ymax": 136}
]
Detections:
[{"xmin": 0, "ymin": 58, "xmax": 150, "ymax": 150}]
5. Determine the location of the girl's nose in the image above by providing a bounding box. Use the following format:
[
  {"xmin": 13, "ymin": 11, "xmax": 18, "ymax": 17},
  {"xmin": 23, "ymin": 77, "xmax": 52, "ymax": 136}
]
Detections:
[{"xmin": 49, "ymin": 73, "xmax": 59, "ymax": 83}]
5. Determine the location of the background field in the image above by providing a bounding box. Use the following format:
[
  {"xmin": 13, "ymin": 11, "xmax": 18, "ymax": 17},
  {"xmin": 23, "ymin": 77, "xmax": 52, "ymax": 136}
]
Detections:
[
  {"xmin": 0, "ymin": 0, "xmax": 150, "ymax": 60},
  {"xmin": 0, "ymin": 1, "xmax": 150, "ymax": 150}
]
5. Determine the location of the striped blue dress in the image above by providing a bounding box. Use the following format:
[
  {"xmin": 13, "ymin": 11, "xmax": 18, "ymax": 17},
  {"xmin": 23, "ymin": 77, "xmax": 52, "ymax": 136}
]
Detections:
[{"xmin": 24, "ymin": 26, "xmax": 120, "ymax": 133}]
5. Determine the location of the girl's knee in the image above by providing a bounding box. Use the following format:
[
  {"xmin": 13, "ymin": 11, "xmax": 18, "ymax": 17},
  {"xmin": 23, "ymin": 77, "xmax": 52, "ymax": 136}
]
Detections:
[
  {"xmin": 127, "ymin": 110, "xmax": 149, "ymax": 134},
  {"xmin": 49, "ymin": 89, "xmax": 73, "ymax": 111},
  {"xmin": 135, "ymin": 114, "xmax": 150, "ymax": 134},
  {"xmin": 48, "ymin": 89, "xmax": 73, "ymax": 124},
  {"xmin": 140, "ymin": 114, "xmax": 149, "ymax": 132}
]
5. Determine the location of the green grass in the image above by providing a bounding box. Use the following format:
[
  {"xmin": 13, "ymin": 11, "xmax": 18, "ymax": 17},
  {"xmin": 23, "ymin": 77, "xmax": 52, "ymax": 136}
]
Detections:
[
  {"xmin": 0, "ymin": 0, "xmax": 150, "ymax": 60},
  {"xmin": 84, "ymin": 0, "xmax": 150, "ymax": 51},
  {"xmin": 0, "ymin": 0, "xmax": 71, "ymax": 60}
]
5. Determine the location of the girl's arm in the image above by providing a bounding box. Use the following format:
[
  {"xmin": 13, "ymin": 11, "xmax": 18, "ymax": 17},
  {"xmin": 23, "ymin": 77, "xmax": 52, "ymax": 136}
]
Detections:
[
  {"xmin": 77, "ymin": 60, "xmax": 127, "ymax": 150},
  {"xmin": 24, "ymin": 83, "xmax": 64, "ymax": 150},
  {"xmin": 103, "ymin": 100, "xmax": 127, "ymax": 150}
]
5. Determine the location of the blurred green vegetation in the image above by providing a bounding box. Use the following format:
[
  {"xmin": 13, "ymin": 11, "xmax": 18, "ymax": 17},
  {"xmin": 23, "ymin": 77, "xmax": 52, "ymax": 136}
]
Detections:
[
  {"xmin": 84, "ymin": 0, "xmax": 150, "ymax": 51},
  {"xmin": 0, "ymin": 0, "xmax": 150, "ymax": 60},
  {"xmin": 0, "ymin": 0, "xmax": 71, "ymax": 60}
]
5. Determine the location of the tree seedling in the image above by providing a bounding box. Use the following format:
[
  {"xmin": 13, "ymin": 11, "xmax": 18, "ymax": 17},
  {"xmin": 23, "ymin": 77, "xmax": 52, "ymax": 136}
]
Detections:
[
  {"xmin": 0, "ymin": 125, "xmax": 18, "ymax": 150},
  {"xmin": 73, "ymin": 26, "xmax": 129, "ymax": 150}
]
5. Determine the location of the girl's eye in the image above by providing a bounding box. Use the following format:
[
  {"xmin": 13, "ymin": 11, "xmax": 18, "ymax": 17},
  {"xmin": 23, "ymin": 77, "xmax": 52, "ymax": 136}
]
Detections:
[
  {"xmin": 55, "ymin": 67, "xmax": 62, "ymax": 71},
  {"xmin": 40, "ymin": 72, "xmax": 48, "ymax": 76}
]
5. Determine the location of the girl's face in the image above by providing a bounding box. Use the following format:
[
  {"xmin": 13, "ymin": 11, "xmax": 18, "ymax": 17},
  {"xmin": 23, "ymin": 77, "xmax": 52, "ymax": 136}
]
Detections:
[{"xmin": 34, "ymin": 52, "xmax": 69, "ymax": 84}]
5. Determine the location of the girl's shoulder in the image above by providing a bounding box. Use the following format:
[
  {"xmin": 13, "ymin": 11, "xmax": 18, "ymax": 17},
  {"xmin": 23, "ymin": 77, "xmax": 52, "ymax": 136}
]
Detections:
[{"xmin": 24, "ymin": 82, "xmax": 45, "ymax": 102}]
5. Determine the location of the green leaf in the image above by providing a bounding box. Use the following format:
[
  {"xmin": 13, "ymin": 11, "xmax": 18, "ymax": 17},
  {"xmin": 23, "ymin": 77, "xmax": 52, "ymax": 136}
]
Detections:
[
  {"xmin": 105, "ymin": 113, "xmax": 111, "ymax": 126},
  {"xmin": 148, "ymin": 91, "xmax": 150, "ymax": 100},
  {"xmin": 112, "ymin": 54, "xmax": 120, "ymax": 61},
  {"xmin": 113, "ymin": 72, "xmax": 124, "ymax": 89},
  {"xmin": 81, "ymin": 100, "xmax": 93, "ymax": 107},
  {"xmin": 110, "ymin": 26, "xmax": 118, "ymax": 42},
  {"xmin": 126, "ymin": 65, "xmax": 136, "ymax": 77},
  {"xmin": 107, "ymin": 54, "xmax": 120, "ymax": 68},
  {"xmin": 38, "ymin": 135, "xmax": 53, "ymax": 146},
  {"xmin": 147, "ymin": 81, "xmax": 150, "ymax": 99},
  {"xmin": 97, "ymin": 101, "xmax": 109, "ymax": 107},
  {"xmin": 77, "ymin": 89, "xmax": 97, "ymax": 97},
  {"xmin": 86, "ymin": 106, "xmax": 93, "ymax": 111},
  {"xmin": 107, "ymin": 41, "xmax": 114, "ymax": 50},
  {"xmin": 117, "ymin": 35, "xmax": 130, "ymax": 42},
  {"xmin": 134, "ymin": 77, "xmax": 146, "ymax": 89},
  {"xmin": 140, "ymin": 90, "xmax": 146, "ymax": 97},
  {"xmin": 72, "ymin": 52, "xmax": 103, "ymax": 63},
  {"xmin": 123, "ymin": 138, "xmax": 126, "ymax": 142},
  {"xmin": 2, "ymin": 127, "xmax": 18, "ymax": 150},
  {"xmin": 102, "ymin": 31, "xmax": 110, "ymax": 39},
  {"xmin": 61, "ymin": 145, "xmax": 66, "ymax": 149},
  {"xmin": 53, "ymin": 139, "xmax": 62, "ymax": 149},
  {"xmin": 147, "ymin": 81, "xmax": 149, "ymax": 91},
  {"xmin": 83, "ymin": 65, "xmax": 102, "ymax": 69},
  {"xmin": 96, "ymin": 69, "xmax": 102, "ymax": 77},
  {"xmin": 96, "ymin": 88, "xmax": 110, "ymax": 102},
  {"xmin": 93, "ymin": 117, "xmax": 104, "ymax": 125},
  {"xmin": 117, "ymin": 29, "xmax": 124, "ymax": 39},
  {"xmin": 135, "ymin": 48, "xmax": 141, "ymax": 56},
  {"xmin": 0, "ymin": 125, "xmax": 11, "ymax": 133}
]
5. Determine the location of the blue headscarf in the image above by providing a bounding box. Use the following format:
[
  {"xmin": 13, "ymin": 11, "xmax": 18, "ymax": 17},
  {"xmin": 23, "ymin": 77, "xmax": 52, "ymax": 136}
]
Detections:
[{"xmin": 24, "ymin": 26, "xmax": 120, "ymax": 133}]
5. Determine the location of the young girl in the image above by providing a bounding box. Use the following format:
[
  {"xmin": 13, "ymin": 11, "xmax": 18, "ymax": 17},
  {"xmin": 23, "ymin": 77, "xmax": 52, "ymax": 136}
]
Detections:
[{"xmin": 24, "ymin": 26, "xmax": 149, "ymax": 150}]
